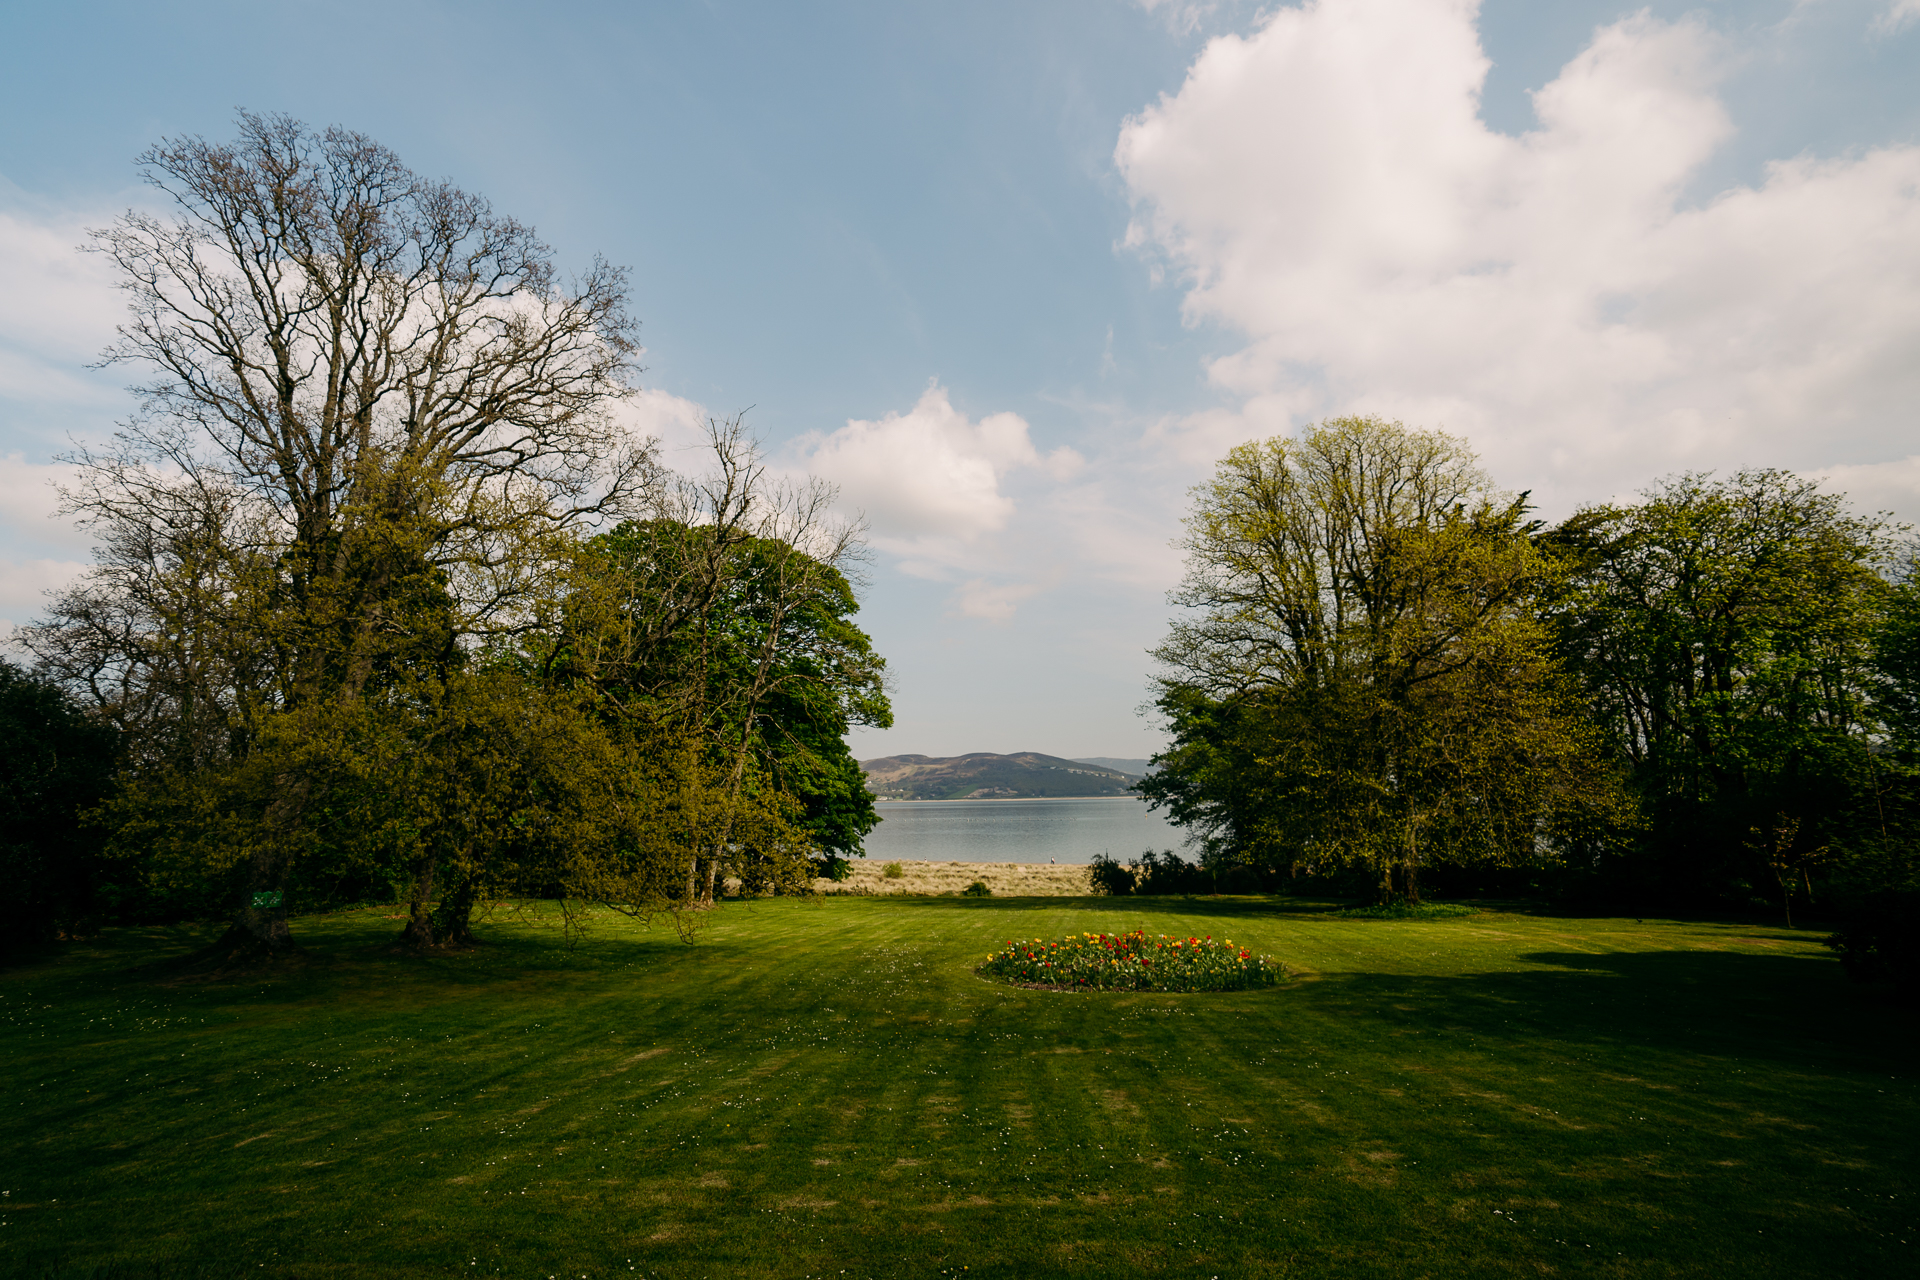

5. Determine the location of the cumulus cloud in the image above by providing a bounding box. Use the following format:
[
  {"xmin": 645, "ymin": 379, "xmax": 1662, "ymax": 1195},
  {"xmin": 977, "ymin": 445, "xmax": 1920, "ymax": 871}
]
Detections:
[
  {"xmin": 615, "ymin": 385, "xmax": 715, "ymax": 460},
  {"xmin": 797, "ymin": 382, "xmax": 1082, "ymax": 554},
  {"xmin": 1116, "ymin": 0, "xmax": 1920, "ymax": 517},
  {"xmin": 789, "ymin": 383, "xmax": 1088, "ymax": 620}
]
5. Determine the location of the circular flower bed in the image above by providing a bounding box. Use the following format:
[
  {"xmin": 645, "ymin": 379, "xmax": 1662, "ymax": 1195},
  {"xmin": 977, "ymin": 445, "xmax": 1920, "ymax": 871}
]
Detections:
[{"xmin": 977, "ymin": 929, "xmax": 1286, "ymax": 993}]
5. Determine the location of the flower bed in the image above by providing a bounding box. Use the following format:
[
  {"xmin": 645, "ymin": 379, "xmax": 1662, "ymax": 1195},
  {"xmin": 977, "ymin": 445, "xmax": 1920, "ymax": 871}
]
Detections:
[{"xmin": 977, "ymin": 929, "xmax": 1285, "ymax": 993}]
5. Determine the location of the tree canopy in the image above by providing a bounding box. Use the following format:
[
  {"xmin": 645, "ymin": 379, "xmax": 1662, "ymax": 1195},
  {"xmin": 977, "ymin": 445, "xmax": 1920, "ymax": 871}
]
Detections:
[
  {"xmin": 1144, "ymin": 417, "xmax": 1622, "ymax": 901},
  {"xmin": 18, "ymin": 116, "xmax": 885, "ymax": 958}
]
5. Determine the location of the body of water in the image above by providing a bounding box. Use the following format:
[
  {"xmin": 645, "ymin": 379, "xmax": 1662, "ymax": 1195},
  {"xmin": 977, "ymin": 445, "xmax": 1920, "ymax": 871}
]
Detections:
[{"xmin": 860, "ymin": 796, "xmax": 1186, "ymax": 865}]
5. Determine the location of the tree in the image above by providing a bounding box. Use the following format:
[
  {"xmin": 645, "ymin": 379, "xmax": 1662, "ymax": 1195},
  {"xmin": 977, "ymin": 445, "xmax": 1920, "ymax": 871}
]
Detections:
[
  {"xmin": 552, "ymin": 422, "xmax": 891, "ymax": 905},
  {"xmin": 0, "ymin": 661, "xmax": 121, "ymax": 952},
  {"xmin": 1144, "ymin": 417, "xmax": 1617, "ymax": 901},
  {"xmin": 24, "ymin": 112, "xmax": 653, "ymax": 958},
  {"xmin": 1549, "ymin": 471, "xmax": 1896, "ymax": 913}
]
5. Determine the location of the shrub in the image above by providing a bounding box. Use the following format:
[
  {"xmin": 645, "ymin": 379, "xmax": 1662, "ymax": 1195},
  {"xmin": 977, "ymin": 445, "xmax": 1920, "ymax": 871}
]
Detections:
[
  {"xmin": 961, "ymin": 880, "xmax": 993, "ymax": 897},
  {"xmin": 1826, "ymin": 887, "xmax": 1920, "ymax": 998},
  {"xmin": 1088, "ymin": 854, "xmax": 1135, "ymax": 896},
  {"xmin": 1091, "ymin": 848, "xmax": 1217, "ymax": 896},
  {"xmin": 979, "ymin": 929, "xmax": 1284, "ymax": 992},
  {"xmin": 882, "ymin": 861, "xmax": 904, "ymax": 879},
  {"xmin": 1133, "ymin": 848, "xmax": 1213, "ymax": 894}
]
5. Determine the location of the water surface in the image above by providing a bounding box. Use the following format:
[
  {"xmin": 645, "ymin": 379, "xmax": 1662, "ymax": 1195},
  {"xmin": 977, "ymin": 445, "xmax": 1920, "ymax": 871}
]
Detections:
[{"xmin": 859, "ymin": 796, "xmax": 1185, "ymax": 865}]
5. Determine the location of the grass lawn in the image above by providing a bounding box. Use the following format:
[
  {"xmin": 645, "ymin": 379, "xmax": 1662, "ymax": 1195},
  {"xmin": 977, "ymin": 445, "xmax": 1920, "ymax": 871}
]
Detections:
[{"xmin": 2, "ymin": 896, "xmax": 1914, "ymax": 1278}]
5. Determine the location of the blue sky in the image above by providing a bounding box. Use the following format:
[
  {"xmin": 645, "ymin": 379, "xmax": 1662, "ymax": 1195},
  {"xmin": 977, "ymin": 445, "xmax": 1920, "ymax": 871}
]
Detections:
[{"xmin": 3, "ymin": 0, "xmax": 1918, "ymax": 759}]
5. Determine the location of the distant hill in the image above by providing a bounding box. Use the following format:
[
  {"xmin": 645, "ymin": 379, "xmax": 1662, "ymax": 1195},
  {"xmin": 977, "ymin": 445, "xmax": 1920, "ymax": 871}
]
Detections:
[
  {"xmin": 860, "ymin": 752, "xmax": 1140, "ymax": 800},
  {"xmin": 1072, "ymin": 757, "xmax": 1155, "ymax": 778}
]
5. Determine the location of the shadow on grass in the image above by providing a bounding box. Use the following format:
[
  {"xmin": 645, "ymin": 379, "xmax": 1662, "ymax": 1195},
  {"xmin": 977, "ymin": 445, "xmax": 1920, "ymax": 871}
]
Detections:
[
  {"xmin": 879, "ymin": 892, "xmax": 1396, "ymax": 921},
  {"xmin": 1305, "ymin": 945, "xmax": 1918, "ymax": 1077},
  {"xmin": 7, "ymin": 908, "xmax": 739, "ymax": 1003}
]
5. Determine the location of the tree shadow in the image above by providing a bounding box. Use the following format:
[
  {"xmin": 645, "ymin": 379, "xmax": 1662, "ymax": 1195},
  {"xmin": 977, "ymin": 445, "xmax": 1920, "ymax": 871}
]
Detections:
[
  {"xmin": 1305, "ymin": 945, "xmax": 1917, "ymax": 1077},
  {"xmin": 881, "ymin": 893, "xmax": 1350, "ymax": 921}
]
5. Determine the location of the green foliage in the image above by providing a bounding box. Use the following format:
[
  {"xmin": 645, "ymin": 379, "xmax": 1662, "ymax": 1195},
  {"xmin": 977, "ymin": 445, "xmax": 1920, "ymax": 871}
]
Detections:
[
  {"xmin": 1550, "ymin": 471, "xmax": 1899, "ymax": 912},
  {"xmin": 554, "ymin": 492, "xmax": 891, "ymax": 910},
  {"xmin": 0, "ymin": 661, "xmax": 121, "ymax": 950},
  {"xmin": 961, "ymin": 879, "xmax": 993, "ymax": 897},
  {"xmin": 1088, "ymin": 853, "xmax": 1136, "ymax": 896},
  {"xmin": 1147, "ymin": 417, "xmax": 1622, "ymax": 903},
  {"xmin": 22, "ymin": 115, "xmax": 646, "ymax": 956},
  {"xmin": 881, "ymin": 861, "xmax": 904, "ymax": 879},
  {"xmin": 1088, "ymin": 849, "xmax": 1220, "ymax": 896},
  {"xmin": 978, "ymin": 928, "xmax": 1284, "ymax": 991}
]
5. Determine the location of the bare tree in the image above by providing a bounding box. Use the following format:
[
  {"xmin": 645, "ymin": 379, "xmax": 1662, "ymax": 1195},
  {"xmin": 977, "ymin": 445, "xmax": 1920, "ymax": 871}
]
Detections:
[{"xmin": 26, "ymin": 112, "xmax": 656, "ymax": 957}]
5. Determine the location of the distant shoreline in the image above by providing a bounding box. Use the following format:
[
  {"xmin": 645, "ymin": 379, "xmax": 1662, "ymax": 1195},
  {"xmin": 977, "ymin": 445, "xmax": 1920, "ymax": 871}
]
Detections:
[{"xmin": 873, "ymin": 794, "xmax": 1145, "ymax": 804}]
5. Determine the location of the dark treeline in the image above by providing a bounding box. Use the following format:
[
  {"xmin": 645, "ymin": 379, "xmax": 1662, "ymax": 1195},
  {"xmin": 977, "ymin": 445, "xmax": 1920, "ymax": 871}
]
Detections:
[
  {"xmin": 1134, "ymin": 419, "xmax": 1920, "ymax": 990},
  {"xmin": 1, "ymin": 115, "xmax": 888, "ymax": 961}
]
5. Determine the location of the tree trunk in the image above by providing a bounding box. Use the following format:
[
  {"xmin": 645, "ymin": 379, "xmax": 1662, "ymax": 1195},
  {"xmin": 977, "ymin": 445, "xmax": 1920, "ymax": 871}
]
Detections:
[
  {"xmin": 398, "ymin": 851, "xmax": 438, "ymax": 949},
  {"xmin": 432, "ymin": 870, "xmax": 481, "ymax": 948},
  {"xmin": 193, "ymin": 770, "xmax": 309, "ymax": 966}
]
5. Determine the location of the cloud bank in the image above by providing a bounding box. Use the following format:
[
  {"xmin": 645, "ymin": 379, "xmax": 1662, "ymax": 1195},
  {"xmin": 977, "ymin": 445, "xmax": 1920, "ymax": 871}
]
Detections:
[{"xmin": 1116, "ymin": 0, "xmax": 1920, "ymax": 518}]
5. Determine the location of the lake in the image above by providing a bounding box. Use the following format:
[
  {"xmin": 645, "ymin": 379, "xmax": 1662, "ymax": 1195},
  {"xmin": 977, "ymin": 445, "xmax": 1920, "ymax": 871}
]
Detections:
[{"xmin": 860, "ymin": 796, "xmax": 1187, "ymax": 865}]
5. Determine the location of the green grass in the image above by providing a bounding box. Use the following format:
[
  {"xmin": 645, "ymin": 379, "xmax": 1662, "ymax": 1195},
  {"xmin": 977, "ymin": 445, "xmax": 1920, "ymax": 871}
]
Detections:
[
  {"xmin": 1328, "ymin": 900, "xmax": 1480, "ymax": 920},
  {"xmin": 2, "ymin": 896, "xmax": 1915, "ymax": 1278}
]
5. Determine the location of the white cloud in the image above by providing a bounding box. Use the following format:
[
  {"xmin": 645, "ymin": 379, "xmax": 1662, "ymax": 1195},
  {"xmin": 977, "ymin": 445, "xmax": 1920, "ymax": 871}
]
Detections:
[
  {"xmin": 1806, "ymin": 455, "xmax": 1920, "ymax": 525},
  {"xmin": 1874, "ymin": 0, "xmax": 1920, "ymax": 35},
  {"xmin": 1116, "ymin": 0, "xmax": 1920, "ymax": 518},
  {"xmin": 790, "ymin": 383, "xmax": 1093, "ymax": 620},
  {"xmin": 797, "ymin": 382, "xmax": 1082, "ymax": 555},
  {"xmin": 0, "ymin": 557, "xmax": 88, "ymax": 641},
  {"xmin": 0, "ymin": 455, "xmax": 88, "ymax": 555},
  {"xmin": 952, "ymin": 577, "xmax": 1048, "ymax": 622},
  {"xmin": 0, "ymin": 204, "xmax": 125, "ymax": 407},
  {"xmin": 616, "ymin": 385, "xmax": 714, "ymax": 459}
]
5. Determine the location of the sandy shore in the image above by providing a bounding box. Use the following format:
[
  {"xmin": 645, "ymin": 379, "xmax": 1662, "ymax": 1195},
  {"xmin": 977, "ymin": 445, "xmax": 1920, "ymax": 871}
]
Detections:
[{"xmin": 812, "ymin": 858, "xmax": 1094, "ymax": 897}]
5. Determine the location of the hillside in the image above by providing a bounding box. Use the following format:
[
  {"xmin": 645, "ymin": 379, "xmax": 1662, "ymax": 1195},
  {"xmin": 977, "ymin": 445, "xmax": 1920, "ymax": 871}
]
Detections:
[
  {"xmin": 1073, "ymin": 756, "xmax": 1155, "ymax": 777},
  {"xmin": 860, "ymin": 751, "xmax": 1140, "ymax": 800}
]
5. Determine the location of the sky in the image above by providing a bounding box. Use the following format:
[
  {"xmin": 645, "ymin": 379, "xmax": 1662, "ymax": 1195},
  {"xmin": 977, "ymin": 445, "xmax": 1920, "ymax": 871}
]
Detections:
[{"xmin": 2, "ymin": 0, "xmax": 1918, "ymax": 760}]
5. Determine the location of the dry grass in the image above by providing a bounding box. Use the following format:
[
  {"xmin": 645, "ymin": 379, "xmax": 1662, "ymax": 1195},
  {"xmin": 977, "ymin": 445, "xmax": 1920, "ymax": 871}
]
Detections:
[{"xmin": 811, "ymin": 858, "xmax": 1093, "ymax": 896}]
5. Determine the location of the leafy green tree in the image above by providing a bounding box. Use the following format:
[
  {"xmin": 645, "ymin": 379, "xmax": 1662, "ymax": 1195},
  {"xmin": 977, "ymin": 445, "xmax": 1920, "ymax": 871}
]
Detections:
[
  {"xmin": 1145, "ymin": 417, "xmax": 1617, "ymax": 902},
  {"xmin": 1820, "ymin": 546, "xmax": 1920, "ymax": 987},
  {"xmin": 1549, "ymin": 471, "xmax": 1896, "ymax": 914},
  {"xmin": 550, "ymin": 422, "xmax": 890, "ymax": 905}
]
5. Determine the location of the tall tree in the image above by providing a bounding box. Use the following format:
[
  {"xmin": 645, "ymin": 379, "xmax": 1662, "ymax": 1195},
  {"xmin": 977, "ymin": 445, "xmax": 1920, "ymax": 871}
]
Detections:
[
  {"xmin": 1551, "ymin": 471, "xmax": 1897, "ymax": 913},
  {"xmin": 553, "ymin": 424, "xmax": 891, "ymax": 904},
  {"xmin": 24, "ymin": 113, "xmax": 653, "ymax": 957},
  {"xmin": 1144, "ymin": 417, "xmax": 1616, "ymax": 901}
]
